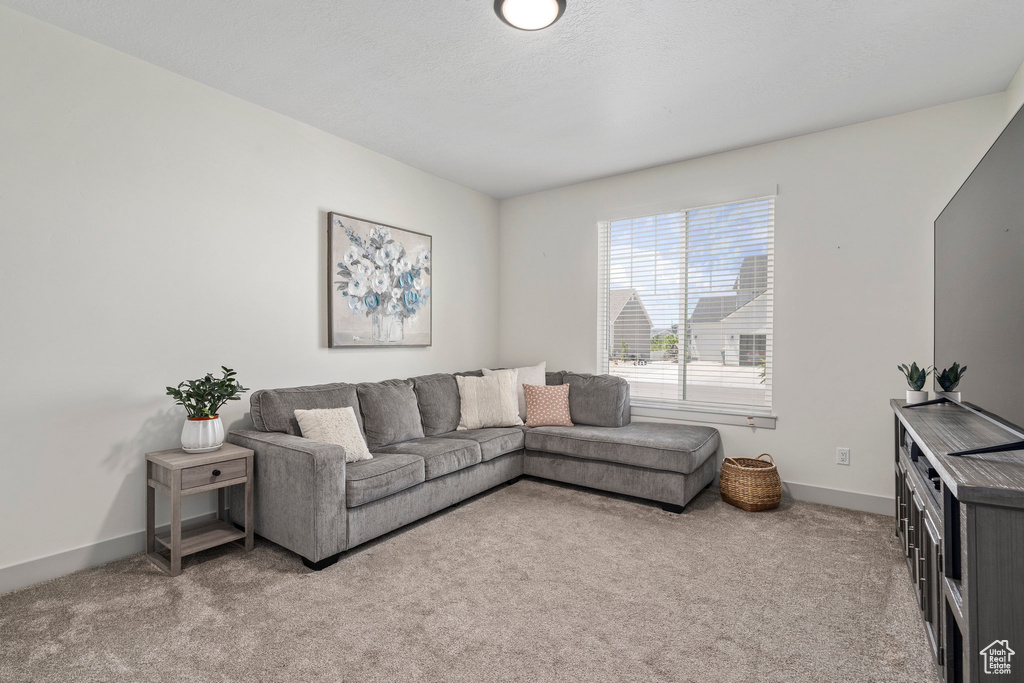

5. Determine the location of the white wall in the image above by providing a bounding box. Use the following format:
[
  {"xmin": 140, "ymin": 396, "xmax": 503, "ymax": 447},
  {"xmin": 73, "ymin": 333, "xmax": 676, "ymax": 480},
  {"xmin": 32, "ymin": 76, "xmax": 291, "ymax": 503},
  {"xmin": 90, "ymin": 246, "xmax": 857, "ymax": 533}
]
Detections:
[
  {"xmin": 498, "ymin": 94, "xmax": 1012, "ymax": 506},
  {"xmin": 0, "ymin": 7, "xmax": 499, "ymax": 576}
]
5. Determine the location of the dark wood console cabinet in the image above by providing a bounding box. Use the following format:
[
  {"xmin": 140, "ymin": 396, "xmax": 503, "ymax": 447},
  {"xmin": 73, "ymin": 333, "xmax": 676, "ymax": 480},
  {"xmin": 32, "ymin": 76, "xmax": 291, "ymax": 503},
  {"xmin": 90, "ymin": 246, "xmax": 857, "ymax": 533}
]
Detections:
[{"xmin": 893, "ymin": 399, "xmax": 1024, "ymax": 682}]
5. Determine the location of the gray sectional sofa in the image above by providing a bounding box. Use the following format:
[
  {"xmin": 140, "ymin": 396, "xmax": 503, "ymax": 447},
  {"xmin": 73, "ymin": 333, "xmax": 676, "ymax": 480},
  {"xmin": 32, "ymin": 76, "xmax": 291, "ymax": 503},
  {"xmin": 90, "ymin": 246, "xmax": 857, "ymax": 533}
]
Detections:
[{"xmin": 227, "ymin": 370, "xmax": 720, "ymax": 569}]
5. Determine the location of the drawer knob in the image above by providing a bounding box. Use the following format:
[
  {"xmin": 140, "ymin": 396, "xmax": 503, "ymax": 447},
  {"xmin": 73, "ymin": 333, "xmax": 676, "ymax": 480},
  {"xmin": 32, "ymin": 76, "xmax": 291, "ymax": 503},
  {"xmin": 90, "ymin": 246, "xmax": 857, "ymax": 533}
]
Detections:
[{"xmin": 212, "ymin": 469, "xmax": 221, "ymax": 477}]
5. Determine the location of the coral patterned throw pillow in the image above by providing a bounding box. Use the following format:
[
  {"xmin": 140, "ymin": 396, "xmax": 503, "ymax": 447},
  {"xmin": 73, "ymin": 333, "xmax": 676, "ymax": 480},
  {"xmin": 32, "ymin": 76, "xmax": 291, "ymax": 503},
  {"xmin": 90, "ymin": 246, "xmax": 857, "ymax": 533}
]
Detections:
[{"xmin": 523, "ymin": 384, "xmax": 574, "ymax": 428}]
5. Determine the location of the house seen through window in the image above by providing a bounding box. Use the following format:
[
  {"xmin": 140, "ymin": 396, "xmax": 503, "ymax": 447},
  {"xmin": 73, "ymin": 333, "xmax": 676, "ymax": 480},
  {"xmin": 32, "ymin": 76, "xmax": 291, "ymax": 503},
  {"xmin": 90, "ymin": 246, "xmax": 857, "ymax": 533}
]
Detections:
[{"xmin": 597, "ymin": 196, "xmax": 774, "ymax": 414}]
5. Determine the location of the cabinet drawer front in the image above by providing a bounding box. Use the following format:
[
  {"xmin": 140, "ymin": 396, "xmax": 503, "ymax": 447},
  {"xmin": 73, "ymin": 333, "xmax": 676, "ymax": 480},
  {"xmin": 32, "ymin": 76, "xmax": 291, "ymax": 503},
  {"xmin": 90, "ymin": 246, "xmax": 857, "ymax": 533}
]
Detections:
[{"xmin": 181, "ymin": 458, "xmax": 246, "ymax": 489}]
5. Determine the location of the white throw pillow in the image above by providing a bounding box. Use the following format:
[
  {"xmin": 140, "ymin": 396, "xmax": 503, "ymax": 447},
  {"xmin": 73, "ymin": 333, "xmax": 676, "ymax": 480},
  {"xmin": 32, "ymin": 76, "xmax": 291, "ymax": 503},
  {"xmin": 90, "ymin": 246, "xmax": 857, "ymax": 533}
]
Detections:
[
  {"xmin": 484, "ymin": 362, "xmax": 546, "ymax": 421},
  {"xmin": 293, "ymin": 407, "xmax": 373, "ymax": 463},
  {"xmin": 456, "ymin": 370, "xmax": 524, "ymax": 430}
]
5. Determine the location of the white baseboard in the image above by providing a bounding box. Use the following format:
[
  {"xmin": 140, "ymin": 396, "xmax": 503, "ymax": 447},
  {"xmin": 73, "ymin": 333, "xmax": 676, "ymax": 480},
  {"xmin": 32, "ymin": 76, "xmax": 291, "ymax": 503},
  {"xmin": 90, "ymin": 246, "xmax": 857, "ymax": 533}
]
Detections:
[
  {"xmin": 0, "ymin": 512, "xmax": 219, "ymax": 596},
  {"xmin": 783, "ymin": 481, "xmax": 894, "ymax": 516}
]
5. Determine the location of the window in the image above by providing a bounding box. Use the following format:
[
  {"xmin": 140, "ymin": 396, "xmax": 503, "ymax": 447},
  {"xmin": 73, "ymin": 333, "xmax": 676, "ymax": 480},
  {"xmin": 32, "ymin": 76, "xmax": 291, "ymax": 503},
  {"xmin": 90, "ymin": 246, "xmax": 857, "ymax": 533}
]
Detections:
[
  {"xmin": 597, "ymin": 196, "xmax": 774, "ymax": 417},
  {"xmin": 739, "ymin": 334, "xmax": 766, "ymax": 367}
]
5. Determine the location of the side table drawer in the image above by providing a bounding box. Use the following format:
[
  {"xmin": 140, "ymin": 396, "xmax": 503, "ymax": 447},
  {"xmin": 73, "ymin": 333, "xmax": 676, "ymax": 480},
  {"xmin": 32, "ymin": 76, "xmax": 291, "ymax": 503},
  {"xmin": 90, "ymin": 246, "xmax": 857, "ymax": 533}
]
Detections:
[{"xmin": 181, "ymin": 458, "xmax": 247, "ymax": 490}]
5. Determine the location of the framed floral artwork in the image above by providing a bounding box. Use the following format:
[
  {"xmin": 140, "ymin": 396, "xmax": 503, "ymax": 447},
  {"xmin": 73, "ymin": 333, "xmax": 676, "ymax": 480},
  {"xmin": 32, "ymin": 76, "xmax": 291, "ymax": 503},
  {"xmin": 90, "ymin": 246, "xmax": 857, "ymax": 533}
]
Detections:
[{"xmin": 328, "ymin": 212, "xmax": 431, "ymax": 347}]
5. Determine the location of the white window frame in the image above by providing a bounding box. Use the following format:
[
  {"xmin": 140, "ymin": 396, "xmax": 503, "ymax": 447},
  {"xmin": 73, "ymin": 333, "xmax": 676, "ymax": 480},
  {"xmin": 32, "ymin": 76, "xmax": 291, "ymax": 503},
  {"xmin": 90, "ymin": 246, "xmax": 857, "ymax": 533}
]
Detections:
[{"xmin": 596, "ymin": 189, "xmax": 778, "ymax": 429}]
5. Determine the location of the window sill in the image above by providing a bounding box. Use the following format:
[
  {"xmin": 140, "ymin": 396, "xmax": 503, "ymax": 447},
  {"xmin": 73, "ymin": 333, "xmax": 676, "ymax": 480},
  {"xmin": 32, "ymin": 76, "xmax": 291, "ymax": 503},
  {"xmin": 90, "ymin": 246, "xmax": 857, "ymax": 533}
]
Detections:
[{"xmin": 630, "ymin": 403, "xmax": 777, "ymax": 429}]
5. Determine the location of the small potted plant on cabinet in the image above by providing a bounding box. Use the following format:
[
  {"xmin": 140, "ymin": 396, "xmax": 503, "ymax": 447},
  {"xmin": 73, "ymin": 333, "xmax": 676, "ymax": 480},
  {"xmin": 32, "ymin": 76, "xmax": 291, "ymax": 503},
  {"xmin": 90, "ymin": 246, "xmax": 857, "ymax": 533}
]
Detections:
[
  {"xmin": 166, "ymin": 366, "xmax": 249, "ymax": 453},
  {"xmin": 898, "ymin": 362, "xmax": 931, "ymax": 404},
  {"xmin": 936, "ymin": 362, "xmax": 967, "ymax": 402}
]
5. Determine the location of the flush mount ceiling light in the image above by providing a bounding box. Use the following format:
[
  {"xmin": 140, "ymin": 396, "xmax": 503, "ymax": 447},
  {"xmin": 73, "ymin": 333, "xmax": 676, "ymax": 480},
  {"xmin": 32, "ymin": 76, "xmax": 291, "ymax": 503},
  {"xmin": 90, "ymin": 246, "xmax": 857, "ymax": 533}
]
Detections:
[{"xmin": 494, "ymin": 0, "xmax": 566, "ymax": 31}]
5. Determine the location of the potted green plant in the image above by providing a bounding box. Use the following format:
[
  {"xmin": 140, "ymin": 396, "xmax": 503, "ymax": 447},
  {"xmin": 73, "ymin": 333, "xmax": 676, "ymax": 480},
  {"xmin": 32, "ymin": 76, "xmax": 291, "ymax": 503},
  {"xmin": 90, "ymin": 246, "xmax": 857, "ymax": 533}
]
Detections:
[
  {"xmin": 898, "ymin": 362, "xmax": 931, "ymax": 403},
  {"xmin": 166, "ymin": 367, "xmax": 249, "ymax": 453},
  {"xmin": 936, "ymin": 362, "xmax": 967, "ymax": 402}
]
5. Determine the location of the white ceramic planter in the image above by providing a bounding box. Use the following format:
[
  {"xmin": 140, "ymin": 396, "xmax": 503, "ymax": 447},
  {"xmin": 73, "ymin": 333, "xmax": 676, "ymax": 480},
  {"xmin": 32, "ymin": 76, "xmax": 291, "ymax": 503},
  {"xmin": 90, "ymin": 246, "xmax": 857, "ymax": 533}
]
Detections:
[
  {"xmin": 906, "ymin": 390, "xmax": 929, "ymax": 404},
  {"xmin": 181, "ymin": 415, "xmax": 225, "ymax": 453},
  {"xmin": 937, "ymin": 391, "xmax": 961, "ymax": 402}
]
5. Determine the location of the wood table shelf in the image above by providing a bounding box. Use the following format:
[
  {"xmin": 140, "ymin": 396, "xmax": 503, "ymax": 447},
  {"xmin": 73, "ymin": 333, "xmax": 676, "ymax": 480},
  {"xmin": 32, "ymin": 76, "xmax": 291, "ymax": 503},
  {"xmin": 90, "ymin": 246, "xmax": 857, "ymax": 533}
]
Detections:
[
  {"xmin": 146, "ymin": 443, "xmax": 254, "ymax": 576},
  {"xmin": 154, "ymin": 519, "xmax": 247, "ymax": 556}
]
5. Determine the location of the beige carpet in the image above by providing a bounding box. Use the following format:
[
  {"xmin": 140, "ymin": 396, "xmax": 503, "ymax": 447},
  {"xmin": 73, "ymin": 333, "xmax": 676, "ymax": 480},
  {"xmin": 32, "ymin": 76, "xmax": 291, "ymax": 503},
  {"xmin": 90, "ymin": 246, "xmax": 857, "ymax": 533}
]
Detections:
[{"xmin": 0, "ymin": 479, "xmax": 937, "ymax": 682}]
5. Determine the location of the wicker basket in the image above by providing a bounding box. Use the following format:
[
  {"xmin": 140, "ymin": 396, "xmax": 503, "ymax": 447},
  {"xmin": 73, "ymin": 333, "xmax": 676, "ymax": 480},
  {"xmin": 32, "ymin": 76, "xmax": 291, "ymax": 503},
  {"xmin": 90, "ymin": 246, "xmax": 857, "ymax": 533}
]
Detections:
[{"xmin": 719, "ymin": 453, "xmax": 782, "ymax": 512}]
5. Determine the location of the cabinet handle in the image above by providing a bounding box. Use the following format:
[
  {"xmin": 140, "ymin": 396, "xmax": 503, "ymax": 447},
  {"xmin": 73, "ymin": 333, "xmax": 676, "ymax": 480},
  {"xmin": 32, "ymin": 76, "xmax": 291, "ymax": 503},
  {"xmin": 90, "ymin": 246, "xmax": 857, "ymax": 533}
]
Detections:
[{"xmin": 212, "ymin": 469, "xmax": 221, "ymax": 477}]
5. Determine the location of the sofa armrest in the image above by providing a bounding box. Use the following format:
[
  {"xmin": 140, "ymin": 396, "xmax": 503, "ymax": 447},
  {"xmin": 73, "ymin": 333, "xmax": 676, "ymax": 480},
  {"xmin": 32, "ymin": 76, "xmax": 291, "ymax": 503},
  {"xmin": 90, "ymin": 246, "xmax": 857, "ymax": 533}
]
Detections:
[{"xmin": 227, "ymin": 430, "xmax": 348, "ymax": 563}]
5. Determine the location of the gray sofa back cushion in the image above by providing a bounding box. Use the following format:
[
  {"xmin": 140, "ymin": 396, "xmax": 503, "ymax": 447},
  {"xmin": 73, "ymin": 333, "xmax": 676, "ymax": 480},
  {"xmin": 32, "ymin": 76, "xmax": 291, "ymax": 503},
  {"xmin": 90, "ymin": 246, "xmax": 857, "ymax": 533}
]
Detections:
[
  {"xmin": 250, "ymin": 383, "xmax": 362, "ymax": 436},
  {"xmin": 545, "ymin": 371, "xmax": 564, "ymax": 385},
  {"xmin": 357, "ymin": 379, "xmax": 425, "ymax": 449},
  {"xmin": 411, "ymin": 373, "xmax": 461, "ymax": 436},
  {"xmin": 561, "ymin": 372, "xmax": 631, "ymax": 427}
]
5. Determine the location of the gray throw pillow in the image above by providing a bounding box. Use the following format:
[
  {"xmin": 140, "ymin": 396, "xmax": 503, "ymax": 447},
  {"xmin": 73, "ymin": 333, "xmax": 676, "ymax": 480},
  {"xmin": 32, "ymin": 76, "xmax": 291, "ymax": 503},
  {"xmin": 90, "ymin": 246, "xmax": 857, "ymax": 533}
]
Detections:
[{"xmin": 356, "ymin": 379, "xmax": 425, "ymax": 449}]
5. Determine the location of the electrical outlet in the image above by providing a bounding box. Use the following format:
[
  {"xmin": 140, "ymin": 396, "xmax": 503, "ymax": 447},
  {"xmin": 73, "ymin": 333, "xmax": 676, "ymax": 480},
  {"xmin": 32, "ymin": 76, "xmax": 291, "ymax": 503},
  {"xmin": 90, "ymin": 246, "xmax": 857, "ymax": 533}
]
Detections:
[{"xmin": 837, "ymin": 447, "xmax": 851, "ymax": 466}]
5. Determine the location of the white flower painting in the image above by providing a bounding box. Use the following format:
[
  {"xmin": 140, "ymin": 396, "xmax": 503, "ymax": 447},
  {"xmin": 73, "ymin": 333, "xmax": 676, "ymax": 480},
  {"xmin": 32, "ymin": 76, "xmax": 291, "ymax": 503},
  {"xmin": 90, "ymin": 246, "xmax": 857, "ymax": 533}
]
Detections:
[{"xmin": 328, "ymin": 212, "xmax": 432, "ymax": 347}]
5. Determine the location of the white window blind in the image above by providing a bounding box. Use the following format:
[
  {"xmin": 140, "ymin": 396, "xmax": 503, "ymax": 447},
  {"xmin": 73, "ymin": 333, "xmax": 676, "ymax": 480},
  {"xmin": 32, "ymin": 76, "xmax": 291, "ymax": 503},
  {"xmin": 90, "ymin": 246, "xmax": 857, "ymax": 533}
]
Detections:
[{"xmin": 597, "ymin": 196, "xmax": 774, "ymax": 415}]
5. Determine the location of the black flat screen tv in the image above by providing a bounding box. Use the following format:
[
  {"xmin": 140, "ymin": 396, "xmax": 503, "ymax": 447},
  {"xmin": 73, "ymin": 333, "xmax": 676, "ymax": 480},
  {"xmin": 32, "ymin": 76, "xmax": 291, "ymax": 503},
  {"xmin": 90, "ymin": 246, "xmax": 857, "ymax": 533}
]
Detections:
[{"xmin": 935, "ymin": 103, "xmax": 1024, "ymax": 431}]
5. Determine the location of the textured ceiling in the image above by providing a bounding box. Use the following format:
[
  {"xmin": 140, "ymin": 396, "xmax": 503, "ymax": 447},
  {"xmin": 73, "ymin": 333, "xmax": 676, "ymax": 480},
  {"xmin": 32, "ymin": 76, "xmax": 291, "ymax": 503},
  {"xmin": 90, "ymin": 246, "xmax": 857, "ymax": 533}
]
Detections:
[{"xmin": 5, "ymin": 0, "xmax": 1024, "ymax": 198}]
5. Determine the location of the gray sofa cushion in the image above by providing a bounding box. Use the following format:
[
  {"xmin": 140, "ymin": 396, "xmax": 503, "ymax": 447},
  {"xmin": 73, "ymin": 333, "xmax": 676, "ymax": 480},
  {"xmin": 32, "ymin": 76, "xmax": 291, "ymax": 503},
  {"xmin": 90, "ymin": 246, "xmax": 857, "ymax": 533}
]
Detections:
[
  {"xmin": 438, "ymin": 427, "xmax": 525, "ymax": 461},
  {"xmin": 250, "ymin": 383, "xmax": 362, "ymax": 436},
  {"xmin": 375, "ymin": 437, "xmax": 482, "ymax": 480},
  {"xmin": 411, "ymin": 373, "xmax": 461, "ymax": 436},
  {"xmin": 524, "ymin": 423, "xmax": 719, "ymax": 475},
  {"xmin": 357, "ymin": 379, "xmax": 425, "ymax": 449},
  {"xmin": 545, "ymin": 371, "xmax": 564, "ymax": 385},
  {"xmin": 346, "ymin": 453, "xmax": 424, "ymax": 508},
  {"xmin": 561, "ymin": 373, "xmax": 631, "ymax": 427}
]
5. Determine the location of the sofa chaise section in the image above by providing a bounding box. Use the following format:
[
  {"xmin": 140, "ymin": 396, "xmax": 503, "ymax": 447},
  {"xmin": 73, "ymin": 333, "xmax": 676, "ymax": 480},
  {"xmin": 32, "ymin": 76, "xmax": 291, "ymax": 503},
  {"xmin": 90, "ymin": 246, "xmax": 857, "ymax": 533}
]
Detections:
[
  {"xmin": 522, "ymin": 374, "xmax": 719, "ymax": 510},
  {"xmin": 525, "ymin": 423, "xmax": 719, "ymax": 474},
  {"xmin": 524, "ymin": 423, "xmax": 720, "ymax": 511}
]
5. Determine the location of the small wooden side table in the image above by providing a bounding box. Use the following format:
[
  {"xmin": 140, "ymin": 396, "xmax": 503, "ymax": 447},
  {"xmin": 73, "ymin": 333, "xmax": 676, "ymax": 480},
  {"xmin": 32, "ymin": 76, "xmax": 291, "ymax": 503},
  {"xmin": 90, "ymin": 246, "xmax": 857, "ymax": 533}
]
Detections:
[{"xmin": 145, "ymin": 443, "xmax": 254, "ymax": 576}]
